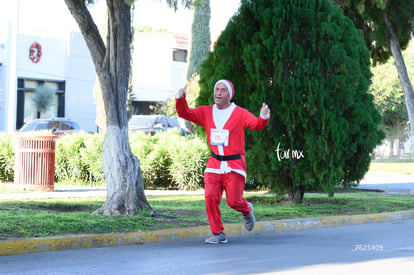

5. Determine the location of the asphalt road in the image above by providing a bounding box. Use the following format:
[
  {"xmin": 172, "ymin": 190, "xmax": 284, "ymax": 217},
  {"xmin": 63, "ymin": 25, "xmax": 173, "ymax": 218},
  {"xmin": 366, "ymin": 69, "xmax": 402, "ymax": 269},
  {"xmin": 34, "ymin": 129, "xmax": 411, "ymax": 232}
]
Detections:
[{"xmin": 1, "ymin": 219, "xmax": 413, "ymax": 275}]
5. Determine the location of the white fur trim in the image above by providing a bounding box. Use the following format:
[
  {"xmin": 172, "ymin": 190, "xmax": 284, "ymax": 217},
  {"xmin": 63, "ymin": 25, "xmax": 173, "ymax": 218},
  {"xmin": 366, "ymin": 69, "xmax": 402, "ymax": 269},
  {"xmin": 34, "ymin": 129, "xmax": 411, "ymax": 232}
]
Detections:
[{"xmin": 204, "ymin": 168, "xmax": 247, "ymax": 178}]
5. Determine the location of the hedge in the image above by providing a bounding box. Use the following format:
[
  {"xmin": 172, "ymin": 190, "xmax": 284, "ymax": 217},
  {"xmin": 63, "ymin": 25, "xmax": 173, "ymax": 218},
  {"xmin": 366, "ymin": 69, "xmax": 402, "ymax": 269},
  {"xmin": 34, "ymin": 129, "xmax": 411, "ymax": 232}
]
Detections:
[
  {"xmin": 0, "ymin": 131, "xmax": 209, "ymax": 190},
  {"xmin": 0, "ymin": 133, "xmax": 14, "ymax": 182}
]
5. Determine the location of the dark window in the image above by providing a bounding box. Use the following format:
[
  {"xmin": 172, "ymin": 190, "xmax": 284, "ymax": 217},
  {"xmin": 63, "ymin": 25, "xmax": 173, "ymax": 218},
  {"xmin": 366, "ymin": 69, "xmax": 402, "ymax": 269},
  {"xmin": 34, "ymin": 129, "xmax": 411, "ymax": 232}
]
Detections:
[
  {"xmin": 61, "ymin": 121, "xmax": 73, "ymax": 130},
  {"xmin": 173, "ymin": 49, "xmax": 187, "ymax": 62},
  {"xmin": 16, "ymin": 78, "xmax": 65, "ymax": 129},
  {"xmin": 49, "ymin": 121, "xmax": 61, "ymax": 130},
  {"xmin": 18, "ymin": 79, "xmax": 24, "ymax": 89}
]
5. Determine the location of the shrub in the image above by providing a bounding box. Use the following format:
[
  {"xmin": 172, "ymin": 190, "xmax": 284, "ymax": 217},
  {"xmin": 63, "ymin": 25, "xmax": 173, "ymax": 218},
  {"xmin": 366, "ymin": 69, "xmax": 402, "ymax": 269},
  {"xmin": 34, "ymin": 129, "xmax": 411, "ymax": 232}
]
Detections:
[
  {"xmin": 0, "ymin": 133, "xmax": 15, "ymax": 182},
  {"xmin": 55, "ymin": 133, "xmax": 88, "ymax": 183},
  {"xmin": 80, "ymin": 133, "xmax": 104, "ymax": 183},
  {"xmin": 142, "ymin": 133, "xmax": 174, "ymax": 189},
  {"xmin": 169, "ymin": 135, "xmax": 209, "ymax": 190},
  {"xmin": 130, "ymin": 130, "xmax": 209, "ymax": 190},
  {"xmin": 130, "ymin": 131, "xmax": 169, "ymax": 188},
  {"xmin": 0, "ymin": 131, "xmax": 209, "ymax": 190}
]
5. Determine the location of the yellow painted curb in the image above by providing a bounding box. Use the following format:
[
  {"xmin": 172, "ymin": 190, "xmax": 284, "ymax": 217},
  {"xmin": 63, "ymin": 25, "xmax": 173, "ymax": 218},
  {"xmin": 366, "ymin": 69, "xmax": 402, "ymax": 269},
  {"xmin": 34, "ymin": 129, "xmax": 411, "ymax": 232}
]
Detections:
[
  {"xmin": 1, "ymin": 210, "xmax": 413, "ymax": 256},
  {"xmin": 223, "ymin": 210, "xmax": 414, "ymax": 237},
  {"xmin": 0, "ymin": 227, "xmax": 211, "ymax": 256}
]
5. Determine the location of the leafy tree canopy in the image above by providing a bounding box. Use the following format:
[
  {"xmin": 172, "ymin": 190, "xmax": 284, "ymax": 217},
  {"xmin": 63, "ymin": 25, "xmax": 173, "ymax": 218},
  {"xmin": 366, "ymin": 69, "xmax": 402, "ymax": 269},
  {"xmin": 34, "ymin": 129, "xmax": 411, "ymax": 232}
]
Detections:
[{"xmin": 339, "ymin": 0, "xmax": 414, "ymax": 65}]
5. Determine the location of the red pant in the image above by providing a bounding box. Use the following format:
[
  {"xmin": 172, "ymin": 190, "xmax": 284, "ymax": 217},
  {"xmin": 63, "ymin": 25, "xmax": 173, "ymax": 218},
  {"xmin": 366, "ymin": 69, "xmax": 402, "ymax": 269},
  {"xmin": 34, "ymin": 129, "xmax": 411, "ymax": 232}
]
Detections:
[{"xmin": 204, "ymin": 172, "xmax": 251, "ymax": 235}]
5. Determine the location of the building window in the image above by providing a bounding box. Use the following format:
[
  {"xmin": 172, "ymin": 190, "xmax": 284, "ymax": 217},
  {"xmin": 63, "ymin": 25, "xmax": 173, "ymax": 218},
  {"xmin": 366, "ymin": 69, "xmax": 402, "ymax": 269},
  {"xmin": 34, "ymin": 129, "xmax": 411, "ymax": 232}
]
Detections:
[
  {"xmin": 16, "ymin": 78, "xmax": 65, "ymax": 129},
  {"xmin": 172, "ymin": 48, "xmax": 187, "ymax": 62}
]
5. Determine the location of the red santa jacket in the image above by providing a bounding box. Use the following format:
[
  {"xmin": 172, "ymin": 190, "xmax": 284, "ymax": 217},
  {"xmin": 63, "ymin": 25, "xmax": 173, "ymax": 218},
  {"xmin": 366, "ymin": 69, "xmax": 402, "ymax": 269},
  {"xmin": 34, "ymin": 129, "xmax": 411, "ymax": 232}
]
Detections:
[{"xmin": 176, "ymin": 96, "xmax": 269, "ymax": 178}]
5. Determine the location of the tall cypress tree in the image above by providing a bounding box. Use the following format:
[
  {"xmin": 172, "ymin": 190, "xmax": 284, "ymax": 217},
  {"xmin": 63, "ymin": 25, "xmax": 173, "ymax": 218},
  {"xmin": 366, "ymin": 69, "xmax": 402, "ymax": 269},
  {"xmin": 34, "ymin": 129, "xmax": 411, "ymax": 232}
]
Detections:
[
  {"xmin": 186, "ymin": 0, "xmax": 211, "ymax": 80},
  {"xmin": 198, "ymin": 0, "xmax": 384, "ymax": 203}
]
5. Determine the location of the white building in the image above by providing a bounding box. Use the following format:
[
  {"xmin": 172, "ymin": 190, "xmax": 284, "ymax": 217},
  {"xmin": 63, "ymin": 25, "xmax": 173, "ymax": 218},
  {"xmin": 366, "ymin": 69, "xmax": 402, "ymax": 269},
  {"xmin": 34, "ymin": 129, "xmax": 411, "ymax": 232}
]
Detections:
[
  {"xmin": 0, "ymin": 1, "xmax": 97, "ymax": 132},
  {"xmin": 132, "ymin": 32, "xmax": 188, "ymax": 113},
  {"xmin": 0, "ymin": 1, "xmax": 188, "ymax": 133}
]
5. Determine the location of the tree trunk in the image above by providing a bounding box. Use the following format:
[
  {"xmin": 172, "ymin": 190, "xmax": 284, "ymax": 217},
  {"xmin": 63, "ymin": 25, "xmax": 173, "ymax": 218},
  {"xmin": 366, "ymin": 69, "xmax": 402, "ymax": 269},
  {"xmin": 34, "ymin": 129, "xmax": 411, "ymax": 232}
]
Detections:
[
  {"xmin": 288, "ymin": 177, "xmax": 305, "ymax": 204},
  {"xmin": 289, "ymin": 188, "xmax": 305, "ymax": 204},
  {"xmin": 64, "ymin": 0, "xmax": 151, "ymax": 215},
  {"xmin": 100, "ymin": 126, "xmax": 149, "ymax": 215},
  {"xmin": 389, "ymin": 137, "xmax": 395, "ymax": 157},
  {"xmin": 384, "ymin": 13, "xmax": 414, "ymax": 149}
]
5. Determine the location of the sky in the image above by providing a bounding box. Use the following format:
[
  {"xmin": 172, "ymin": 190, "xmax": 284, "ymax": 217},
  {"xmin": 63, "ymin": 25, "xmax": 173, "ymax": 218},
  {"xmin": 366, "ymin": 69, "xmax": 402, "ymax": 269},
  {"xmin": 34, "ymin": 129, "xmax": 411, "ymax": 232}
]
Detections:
[
  {"xmin": 134, "ymin": 0, "xmax": 241, "ymax": 40},
  {"xmin": 12, "ymin": 0, "xmax": 241, "ymax": 41}
]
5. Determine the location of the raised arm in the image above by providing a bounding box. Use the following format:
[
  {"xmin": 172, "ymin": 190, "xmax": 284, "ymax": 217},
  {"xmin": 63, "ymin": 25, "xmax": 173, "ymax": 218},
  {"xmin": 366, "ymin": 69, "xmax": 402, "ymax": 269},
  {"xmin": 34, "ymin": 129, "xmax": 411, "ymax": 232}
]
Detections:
[
  {"xmin": 175, "ymin": 88, "xmax": 206, "ymax": 126},
  {"xmin": 244, "ymin": 103, "xmax": 270, "ymax": 131}
]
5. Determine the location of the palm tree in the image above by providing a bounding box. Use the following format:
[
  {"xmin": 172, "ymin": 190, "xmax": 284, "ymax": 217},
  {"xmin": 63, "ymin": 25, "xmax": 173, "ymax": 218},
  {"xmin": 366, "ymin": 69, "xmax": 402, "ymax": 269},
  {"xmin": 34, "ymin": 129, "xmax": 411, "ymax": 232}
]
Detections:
[{"xmin": 31, "ymin": 84, "xmax": 55, "ymax": 118}]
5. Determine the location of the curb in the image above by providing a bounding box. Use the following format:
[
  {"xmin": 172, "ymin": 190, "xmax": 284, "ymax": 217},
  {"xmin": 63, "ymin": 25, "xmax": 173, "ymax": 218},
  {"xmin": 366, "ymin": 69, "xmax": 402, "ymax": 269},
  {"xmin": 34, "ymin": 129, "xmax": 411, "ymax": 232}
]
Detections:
[{"xmin": 1, "ymin": 210, "xmax": 414, "ymax": 256}]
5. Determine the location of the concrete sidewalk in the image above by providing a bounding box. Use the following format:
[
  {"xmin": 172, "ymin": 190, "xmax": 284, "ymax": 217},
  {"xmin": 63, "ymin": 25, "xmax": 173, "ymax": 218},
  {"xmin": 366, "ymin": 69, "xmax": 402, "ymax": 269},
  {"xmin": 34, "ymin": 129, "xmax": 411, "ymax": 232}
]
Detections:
[
  {"xmin": 1, "ymin": 174, "xmax": 414, "ymax": 256},
  {"xmin": 0, "ymin": 184, "xmax": 205, "ymax": 201},
  {"xmin": 357, "ymin": 172, "xmax": 414, "ymax": 194}
]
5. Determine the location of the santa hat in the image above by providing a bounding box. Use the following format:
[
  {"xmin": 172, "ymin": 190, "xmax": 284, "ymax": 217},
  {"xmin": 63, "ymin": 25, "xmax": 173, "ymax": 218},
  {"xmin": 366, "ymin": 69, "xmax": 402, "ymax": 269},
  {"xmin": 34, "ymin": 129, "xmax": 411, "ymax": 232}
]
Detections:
[{"xmin": 214, "ymin": 79, "xmax": 235, "ymax": 100}]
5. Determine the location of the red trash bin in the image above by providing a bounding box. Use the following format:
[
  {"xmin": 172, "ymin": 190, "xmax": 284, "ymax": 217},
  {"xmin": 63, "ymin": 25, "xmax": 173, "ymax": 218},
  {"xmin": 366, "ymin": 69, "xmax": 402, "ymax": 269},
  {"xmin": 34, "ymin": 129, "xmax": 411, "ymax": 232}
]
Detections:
[{"xmin": 14, "ymin": 136, "xmax": 57, "ymax": 191}]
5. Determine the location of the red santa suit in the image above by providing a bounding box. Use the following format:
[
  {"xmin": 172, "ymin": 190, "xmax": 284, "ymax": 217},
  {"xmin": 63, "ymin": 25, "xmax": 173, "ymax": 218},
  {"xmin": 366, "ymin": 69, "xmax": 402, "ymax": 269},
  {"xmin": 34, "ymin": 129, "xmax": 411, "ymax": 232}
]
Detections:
[{"xmin": 176, "ymin": 87, "xmax": 269, "ymax": 235}]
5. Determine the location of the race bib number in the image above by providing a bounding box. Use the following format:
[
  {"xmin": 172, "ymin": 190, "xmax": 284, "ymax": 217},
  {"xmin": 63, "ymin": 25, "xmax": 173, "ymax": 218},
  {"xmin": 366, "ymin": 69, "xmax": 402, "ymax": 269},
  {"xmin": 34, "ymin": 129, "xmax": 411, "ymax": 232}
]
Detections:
[{"xmin": 210, "ymin": 129, "xmax": 229, "ymax": 146}]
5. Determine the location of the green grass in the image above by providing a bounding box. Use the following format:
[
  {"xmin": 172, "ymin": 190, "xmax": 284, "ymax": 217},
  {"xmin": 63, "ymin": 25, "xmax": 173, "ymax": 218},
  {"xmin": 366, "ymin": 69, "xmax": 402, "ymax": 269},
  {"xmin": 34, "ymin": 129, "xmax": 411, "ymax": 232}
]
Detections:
[
  {"xmin": 1, "ymin": 192, "xmax": 413, "ymax": 240},
  {"xmin": 0, "ymin": 161, "xmax": 412, "ymax": 239}
]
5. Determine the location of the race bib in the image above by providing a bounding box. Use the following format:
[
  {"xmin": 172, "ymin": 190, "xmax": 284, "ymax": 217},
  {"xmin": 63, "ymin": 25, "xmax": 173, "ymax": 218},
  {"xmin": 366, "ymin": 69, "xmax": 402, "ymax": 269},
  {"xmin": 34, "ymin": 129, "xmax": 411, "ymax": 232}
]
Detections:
[{"xmin": 210, "ymin": 129, "xmax": 229, "ymax": 146}]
